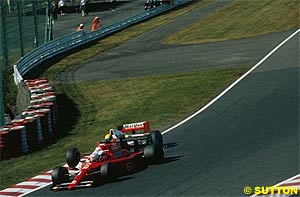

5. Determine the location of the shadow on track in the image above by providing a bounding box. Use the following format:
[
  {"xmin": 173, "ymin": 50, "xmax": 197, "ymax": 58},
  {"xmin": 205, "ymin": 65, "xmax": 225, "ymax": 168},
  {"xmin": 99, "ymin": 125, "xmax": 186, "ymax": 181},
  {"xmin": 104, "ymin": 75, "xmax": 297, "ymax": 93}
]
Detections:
[
  {"xmin": 164, "ymin": 142, "xmax": 178, "ymax": 149},
  {"xmin": 92, "ymin": 176, "xmax": 134, "ymax": 188}
]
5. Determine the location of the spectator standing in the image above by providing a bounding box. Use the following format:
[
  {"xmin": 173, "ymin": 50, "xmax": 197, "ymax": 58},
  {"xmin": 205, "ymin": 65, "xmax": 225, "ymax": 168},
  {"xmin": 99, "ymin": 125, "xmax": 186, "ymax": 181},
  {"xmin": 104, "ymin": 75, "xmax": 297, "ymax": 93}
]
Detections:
[
  {"xmin": 86, "ymin": 0, "xmax": 89, "ymax": 15},
  {"xmin": 51, "ymin": 1, "xmax": 58, "ymax": 20},
  {"xmin": 80, "ymin": 0, "xmax": 89, "ymax": 17},
  {"xmin": 111, "ymin": 0, "xmax": 116, "ymax": 11},
  {"xmin": 144, "ymin": 0, "xmax": 152, "ymax": 10},
  {"xmin": 58, "ymin": 0, "xmax": 66, "ymax": 16},
  {"xmin": 76, "ymin": 23, "xmax": 84, "ymax": 31},
  {"xmin": 7, "ymin": 0, "xmax": 12, "ymax": 12},
  {"xmin": 91, "ymin": 16, "xmax": 102, "ymax": 31}
]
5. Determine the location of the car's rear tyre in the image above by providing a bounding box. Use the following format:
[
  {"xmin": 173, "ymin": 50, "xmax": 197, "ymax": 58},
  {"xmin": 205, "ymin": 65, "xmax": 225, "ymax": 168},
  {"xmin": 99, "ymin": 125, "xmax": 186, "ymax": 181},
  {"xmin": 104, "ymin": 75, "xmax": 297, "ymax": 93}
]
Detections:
[
  {"xmin": 144, "ymin": 144, "xmax": 164, "ymax": 164},
  {"xmin": 101, "ymin": 162, "xmax": 119, "ymax": 179},
  {"xmin": 51, "ymin": 166, "xmax": 69, "ymax": 185},
  {"xmin": 151, "ymin": 130, "xmax": 163, "ymax": 146},
  {"xmin": 66, "ymin": 148, "xmax": 80, "ymax": 168}
]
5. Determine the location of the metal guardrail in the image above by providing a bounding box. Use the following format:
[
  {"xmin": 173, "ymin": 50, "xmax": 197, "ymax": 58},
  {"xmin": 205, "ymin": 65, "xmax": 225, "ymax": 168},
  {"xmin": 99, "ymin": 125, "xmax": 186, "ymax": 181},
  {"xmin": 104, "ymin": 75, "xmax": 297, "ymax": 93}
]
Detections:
[{"xmin": 14, "ymin": 0, "xmax": 193, "ymax": 81}]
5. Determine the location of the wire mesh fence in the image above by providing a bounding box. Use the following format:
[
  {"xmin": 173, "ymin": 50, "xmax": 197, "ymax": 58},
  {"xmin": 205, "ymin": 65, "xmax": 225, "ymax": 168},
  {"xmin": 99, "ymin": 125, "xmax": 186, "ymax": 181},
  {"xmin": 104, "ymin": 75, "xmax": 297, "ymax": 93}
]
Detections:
[
  {"xmin": 0, "ymin": 0, "xmax": 52, "ymax": 125},
  {"xmin": 0, "ymin": 0, "xmax": 52, "ymax": 69}
]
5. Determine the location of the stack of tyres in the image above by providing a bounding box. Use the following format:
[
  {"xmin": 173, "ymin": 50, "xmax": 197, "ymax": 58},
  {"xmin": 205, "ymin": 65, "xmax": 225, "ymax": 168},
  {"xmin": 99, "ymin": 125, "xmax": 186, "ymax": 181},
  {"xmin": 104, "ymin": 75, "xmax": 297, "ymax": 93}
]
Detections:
[
  {"xmin": 11, "ymin": 119, "xmax": 30, "ymax": 155},
  {"xmin": 36, "ymin": 113, "xmax": 49, "ymax": 145},
  {"xmin": 0, "ymin": 128, "xmax": 11, "ymax": 160},
  {"xmin": 1, "ymin": 78, "xmax": 58, "ymax": 159},
  {"xmin": 35, "ymin": 109, "xmax": 54, "ymax": 142},
  {"xmin": 22, "ymin": 110, "xmax": 46, "ymax": 146},
  {"xmin": 25, "ymin": 78, "xmax": 56, "ymax": 144},
  {"xmin": 24, "ymin": 116, "xmax": 39, "ymax": 152},
  {"xmin": 31, "ymin": 114, "xmax": 44, "ymax": 146},
  {"xmin": 9, "ymin": 125, "xmax": 29, "ymax": 157},
  {"xmin": 23, "ymin": 109, "xmax": 51, "ymax": 144},
  {"xmin": 40, "ymin": 102, "xmax": 57, "ymax": 135}
]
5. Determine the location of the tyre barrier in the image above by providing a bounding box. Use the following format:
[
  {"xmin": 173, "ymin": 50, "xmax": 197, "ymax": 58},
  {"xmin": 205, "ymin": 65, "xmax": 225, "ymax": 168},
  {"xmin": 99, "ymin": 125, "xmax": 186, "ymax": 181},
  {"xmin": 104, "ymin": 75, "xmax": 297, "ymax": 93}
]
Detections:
[
  {"xmin": 2, "ymin": 1, "xmax": 193, "ymax": 160},
  {"xmin": 14, "ymin": 0, "xmax": 193, "ymax": 78},
  {"xmin": 0, "ymin": 128, "xmax": 10, "ymax": 160},
  {"xmin": 0, "ymin": 78, "xmax": 57, "ymax": 160}
]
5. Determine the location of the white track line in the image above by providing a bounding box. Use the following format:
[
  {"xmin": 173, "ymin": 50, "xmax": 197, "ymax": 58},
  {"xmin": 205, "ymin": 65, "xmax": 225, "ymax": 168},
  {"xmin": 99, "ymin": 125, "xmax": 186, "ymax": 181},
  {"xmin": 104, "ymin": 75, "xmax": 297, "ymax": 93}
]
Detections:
[
  {"xmin": 4, "ymin": 29, "xmax": 299, "ymax": 197},
  {"xmin": 251, "ymin": 174, "xmax": 300, "ymax": 197},
  {"xmin": 272, "ymin": 174, "xmax": 300, "ymax": 187},
  {"xmin": 18, "ymin": 183, "xmax": 52, "ymax": 197},
  {"xmin": 162, "ymin": 29, "xmax": 300, "ymax": 135}
]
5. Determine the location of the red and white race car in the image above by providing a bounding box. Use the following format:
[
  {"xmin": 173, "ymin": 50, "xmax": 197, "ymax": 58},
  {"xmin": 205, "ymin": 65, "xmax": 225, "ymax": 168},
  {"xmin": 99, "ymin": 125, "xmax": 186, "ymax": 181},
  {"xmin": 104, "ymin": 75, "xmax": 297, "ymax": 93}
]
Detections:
[
  {"xmin": 110, "ymin": 121, "xmax": 163, "ymax": 150},
  {"xmin": 51, "ymin": 122, "xmax": 164, "ymax": 190}
]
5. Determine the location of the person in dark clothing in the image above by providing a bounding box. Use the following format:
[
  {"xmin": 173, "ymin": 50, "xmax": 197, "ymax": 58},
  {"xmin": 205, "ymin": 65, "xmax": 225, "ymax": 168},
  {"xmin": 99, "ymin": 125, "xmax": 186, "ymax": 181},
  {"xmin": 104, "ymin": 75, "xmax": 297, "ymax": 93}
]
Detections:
[
  {"xmin": 51, "ymin": 0, "xmax": 58, "ymax": 20},
  {"xmin": 111, "ymin": 0, "xmax": 116, "ymax": 11},
  {"xmin": 80, "ymin": 0, "xmax": 89, "ymax": 16}
]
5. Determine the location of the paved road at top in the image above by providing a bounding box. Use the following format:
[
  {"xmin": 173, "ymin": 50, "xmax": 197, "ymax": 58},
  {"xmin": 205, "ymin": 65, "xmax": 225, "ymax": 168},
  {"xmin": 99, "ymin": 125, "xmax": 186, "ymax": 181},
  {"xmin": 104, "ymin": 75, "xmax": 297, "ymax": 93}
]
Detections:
[
  {"xmin": 31, "ymin": 28, "xmax": 299, "ymax": 196},
  {"xmin": 53, "ymin": 0, "xmax": 146, "ymax": 38},
  {"xmin": 29, "ymin": 0, "xmax": 300, "ymax": 195},
  {"xmin": 59, "ymin": 0, "xmax": 295, "ymax": 83}
]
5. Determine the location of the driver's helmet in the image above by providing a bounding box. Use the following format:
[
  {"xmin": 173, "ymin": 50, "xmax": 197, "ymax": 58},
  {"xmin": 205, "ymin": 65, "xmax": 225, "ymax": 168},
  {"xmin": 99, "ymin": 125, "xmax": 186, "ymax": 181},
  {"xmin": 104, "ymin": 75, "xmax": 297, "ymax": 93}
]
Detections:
[
  {"xmin": 105, "ymin": 134, "xmax": 112, "ymax": 142},
  {"xmin": 105, "ymin": 133, "xmax": 117, "ymax": 143}
]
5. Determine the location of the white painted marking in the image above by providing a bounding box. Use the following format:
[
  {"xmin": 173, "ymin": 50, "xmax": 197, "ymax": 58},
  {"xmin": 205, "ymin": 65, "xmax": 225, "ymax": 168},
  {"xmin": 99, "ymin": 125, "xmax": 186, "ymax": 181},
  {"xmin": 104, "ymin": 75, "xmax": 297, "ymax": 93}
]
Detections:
[
  {"xmin": 162, "ymin": 29, "xmax": 300, "ymax": 135},
  {"xmin": 18, "ymin": 183, "xmax": 52, "ymax": 197},
  {"xmin": 0, "ymin": 195, "xmax": 20, "ymax": 197},
  {"xmin": 251, "ymin": 174, "xmax": 300, "ymax": 197},
  {"xmin": 280, "ymin": 178, "xmax": 300, "ymax": 185},
  {"xmin": 4, "ymin": 28, "xmax": 299, "ymax": 197},
  {"xmin": 16, "ymin": 182, "xmax": 49, "ymax": 187},
  {"xmin": 1, "ymin": 188, "xmax": 33, "ymax": 193},
  {"xmin": 32, "ymin": 175, "xmax": 51, "ymax": 180},
  {"xmin": 273, "ymin": 174, "xmax": 300, "ymax": 186},
  {"xmin": 1, "ymin": 195, "xmax": 18, "ymax": 197}
]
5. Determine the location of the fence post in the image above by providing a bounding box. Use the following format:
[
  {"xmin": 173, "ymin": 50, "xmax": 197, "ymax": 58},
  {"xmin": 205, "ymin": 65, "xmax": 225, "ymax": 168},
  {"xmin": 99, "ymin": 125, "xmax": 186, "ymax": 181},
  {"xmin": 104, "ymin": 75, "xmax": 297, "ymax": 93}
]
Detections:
[
  {"xmin": 32, "ymin": 0, "xmax": 39, "ymax": 47},
  {"xmin": 0, "ymin": 2, "xmax": 7, "ymax": 126},
  {"xmin": 17, "ymin": 1, "xmax": 24, "ymax": 57},
  {"xmin": 0, "ymin": 3, "xmax": 8, "ymax": 67},
  {"xmin": 0, "ymin": 63, "xmax": 4, "ymax": 126},
  {"xmin": 45, "ymin": 0, "xmax": 52, "ymax": 43}
]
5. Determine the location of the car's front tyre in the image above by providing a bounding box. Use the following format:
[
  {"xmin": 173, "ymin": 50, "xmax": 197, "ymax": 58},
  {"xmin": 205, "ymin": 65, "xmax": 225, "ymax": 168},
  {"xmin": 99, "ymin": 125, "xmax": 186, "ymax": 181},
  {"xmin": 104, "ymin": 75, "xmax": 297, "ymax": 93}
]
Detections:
[
  {"xmin": 66, "ymin": 148, "xmax": 80, "ymax": 168},
  {"xmin": 51, "ymin": 166, "xmax": 69, "ymax": 185}
]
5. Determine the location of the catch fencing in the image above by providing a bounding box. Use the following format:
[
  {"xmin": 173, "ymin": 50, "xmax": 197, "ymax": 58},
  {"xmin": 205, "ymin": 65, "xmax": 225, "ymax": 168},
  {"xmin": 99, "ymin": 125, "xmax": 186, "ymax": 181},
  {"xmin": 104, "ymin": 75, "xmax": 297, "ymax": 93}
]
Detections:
[
  {"xmin": 0, "ymin": 0, "xmax": 52, "ymax": 69},
  {"xmin": 14, "ymin": 0, "xmax": 193, "ymax": 80},
  {"xmin": 0, "ymin": 0, "xmax": 52, "ymax": 126},
  {"xmin": 0, "ymin": 0, "xmax": 193, "ymax": 159}
]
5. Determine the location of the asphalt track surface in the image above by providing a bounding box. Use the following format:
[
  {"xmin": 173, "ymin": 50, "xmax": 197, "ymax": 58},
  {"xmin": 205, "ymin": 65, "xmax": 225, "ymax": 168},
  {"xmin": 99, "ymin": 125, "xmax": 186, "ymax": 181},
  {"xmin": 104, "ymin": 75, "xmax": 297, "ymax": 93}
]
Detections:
[
  {"xmin": 30, "ymin": 1, "xmax": 299, "ymax": 196},
  {"xmin": 59, "ymin": 1, "xmax": 294, "ymax": 83},
  {"xmin": 53, "ymin": 0, "xmax": 146, "ymax": 38}
]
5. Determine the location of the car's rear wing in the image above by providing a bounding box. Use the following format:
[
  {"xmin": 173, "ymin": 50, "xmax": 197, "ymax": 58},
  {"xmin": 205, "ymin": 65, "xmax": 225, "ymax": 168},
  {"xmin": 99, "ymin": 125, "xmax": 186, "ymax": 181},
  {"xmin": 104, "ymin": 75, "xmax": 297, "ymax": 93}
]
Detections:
[{"xmin": 120, "ymin": 121, "xmax": 150, "ymax": 133}]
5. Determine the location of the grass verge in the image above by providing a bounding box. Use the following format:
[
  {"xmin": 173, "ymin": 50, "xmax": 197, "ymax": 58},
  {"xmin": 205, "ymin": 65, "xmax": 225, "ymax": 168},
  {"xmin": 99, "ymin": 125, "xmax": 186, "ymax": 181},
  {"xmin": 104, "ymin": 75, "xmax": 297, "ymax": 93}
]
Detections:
[
  {"xmin": 163, "ymin": 0, "xmax": 300, "ymax": 44},
  {"xmin": 0, "ymin": 67, "xmax": 249, "ymax": 189},
  {"xmin": 0, "ymin": 0, "xmax": 218, "ymax": 189},
  {"xmin": 42, "ymin": 0, "xmax": 213, "ymax": 82}
]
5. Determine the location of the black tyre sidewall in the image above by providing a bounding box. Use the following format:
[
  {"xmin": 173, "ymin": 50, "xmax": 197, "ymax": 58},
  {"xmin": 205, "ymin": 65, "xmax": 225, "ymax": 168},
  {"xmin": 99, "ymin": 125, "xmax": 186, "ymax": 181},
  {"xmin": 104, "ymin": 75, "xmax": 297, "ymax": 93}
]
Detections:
[
  {"xmin": 144, "ymin": 144, "xmax": 164, "ymax": 164},
  {"xmin": 66, "ymin": 148, "xmax": 80, "ymax": 168},
  {"xmin": 51, "ymin": 166, "xmax": 69, "ymax": 185},
  {"xmin": 101, "ymin": 162, "xmax": 119, "ymax": 180},
  {"xmin": 150, "ymin": 130, "xmax": 163, "ymax": 146}
]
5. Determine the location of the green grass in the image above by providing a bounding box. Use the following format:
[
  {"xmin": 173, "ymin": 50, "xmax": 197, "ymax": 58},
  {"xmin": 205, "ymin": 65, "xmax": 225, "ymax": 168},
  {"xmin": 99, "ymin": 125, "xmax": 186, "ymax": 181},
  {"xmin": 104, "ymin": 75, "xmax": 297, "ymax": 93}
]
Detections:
[
  {"xmin": 0, "ymin": 68, "xmax": 248, "ymax": 189},
  {"xmin": 163, "ymin": 0, "xmax": 300, "ymax": 44},
  {"xmin": 0, "ymin": 0, "xmax": 217, "ymax": 189},
  {"xmin": 2, "ymin": 0, "xmax": 296, "ymax": 189},
  {"xmin": 42, "ymin": 0, "xmax": 213, "ymax": 82}
]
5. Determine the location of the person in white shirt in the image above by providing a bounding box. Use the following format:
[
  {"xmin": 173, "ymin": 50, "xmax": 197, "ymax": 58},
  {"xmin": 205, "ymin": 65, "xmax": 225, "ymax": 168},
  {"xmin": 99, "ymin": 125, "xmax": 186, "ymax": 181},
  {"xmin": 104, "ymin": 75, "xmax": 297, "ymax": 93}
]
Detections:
[{"xmin": 58, "ymin": 0, "xmax": 66, "ymax": 16}]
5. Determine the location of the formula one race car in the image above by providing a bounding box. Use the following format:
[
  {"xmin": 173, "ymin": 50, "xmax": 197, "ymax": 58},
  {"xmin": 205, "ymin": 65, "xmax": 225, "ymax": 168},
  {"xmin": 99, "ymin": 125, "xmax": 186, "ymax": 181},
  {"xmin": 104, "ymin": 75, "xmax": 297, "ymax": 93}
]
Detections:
[
  {"xmin": 51, "ymin": 141, "xmax": 164, "ymax": 190},
  {"xmin": 108, "ymin": 121, "xmax": 163, "ymax": 151}
]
